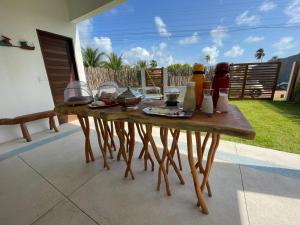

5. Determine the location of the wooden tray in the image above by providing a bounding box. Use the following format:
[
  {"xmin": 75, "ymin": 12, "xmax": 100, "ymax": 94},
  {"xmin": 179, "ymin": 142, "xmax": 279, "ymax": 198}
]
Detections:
[
  {"xmin": 88, "ymin": 103, "xmax": 119, "ymax": 108},
  {"xmin": 143, "ymin": 107, "xmax": 193, "ymax": 118}
]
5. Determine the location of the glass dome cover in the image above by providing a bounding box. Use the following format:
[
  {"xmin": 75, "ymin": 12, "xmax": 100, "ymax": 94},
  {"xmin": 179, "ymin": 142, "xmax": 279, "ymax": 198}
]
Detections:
[
  {"xmin": 95, "ymin": 81, "xmax": 120, "ymax": 102},
  {"xmin": 64, "ymin": 81, "xmax": 93, "ymax": 106}
]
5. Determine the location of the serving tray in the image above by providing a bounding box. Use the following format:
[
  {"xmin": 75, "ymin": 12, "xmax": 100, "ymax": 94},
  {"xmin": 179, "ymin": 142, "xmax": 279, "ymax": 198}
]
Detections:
[
  {"xmin": 88, "ymin": 102, "xmax": 119, "ymax": 108},
  {"xmin": 143, "ymin": 107, "xmax": 193, "ymax": 118}
]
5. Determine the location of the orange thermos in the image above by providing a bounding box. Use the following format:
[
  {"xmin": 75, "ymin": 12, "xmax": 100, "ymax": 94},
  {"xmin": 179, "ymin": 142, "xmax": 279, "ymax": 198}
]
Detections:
[{"xmin": 191, "ymin": 64, "xmax": 205, "ymax": 109}]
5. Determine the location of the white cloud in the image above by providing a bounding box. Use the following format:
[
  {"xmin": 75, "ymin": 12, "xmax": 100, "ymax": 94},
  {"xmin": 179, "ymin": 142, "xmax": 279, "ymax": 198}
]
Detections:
[
  {"xmin": 244, "ymin": 36, "xmax": 265, "ymax": 43},
  {"xmin": 236, "ymin": 11, "xmax": 260, "ymax": 26},
  {"xmin": 154, "ymin": 16, "xmax": 171, "ymax": 37},
  {"xmin": 224, "ymin": 45, "xmax": 244, "ymax": 58},
  {"xmin": 123, "ymin": 47, "xmax": 151, "ymax": 65},
  {"xmin": 93, "ymin": 37, "xmax": 113, "ymax": 53},
  {"xmin": 259, "ymin": 1, "xmax": 277, "ymax": 12},
  {"xmin": 123, "ymin": 43, "xmax": 174, "ymax": 66},
  {"xmin": 178, "ymin": 32, "xmax": 199, "ymax": 45},
  {"xmin": 272, "ymin": 37, "xmax": 296, "ymax": 55},
  {"xmin": 210, "ymin": 26, "xmax": 228, "ymax": 46},
  {"xmin": 285, "ymin": 0, "xmax": 300, "ymax": 24},
  {"xmin": 77, "ymin": 19, "xmax": 93, "ymax": 46},
  {"xmin": 202, "ymin": 46, "xmax": 219, "ymax": 64},
  {"xmin": 77, "ymin": 19, "xmax": 113, "ymax": 53}
]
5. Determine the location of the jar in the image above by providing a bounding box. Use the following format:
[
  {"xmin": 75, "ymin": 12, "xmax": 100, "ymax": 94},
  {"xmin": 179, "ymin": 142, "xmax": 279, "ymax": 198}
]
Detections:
[
  {"xmin": 183, "ymin": 82, "xmax": 196, "ymax": 112},
  {"xmin": 216, "ymin": 88, "xmax": 229, "ymax": 113},
  {"xmin": 201, "ymin": 89, "xmax": 214, "ymax": 115}
]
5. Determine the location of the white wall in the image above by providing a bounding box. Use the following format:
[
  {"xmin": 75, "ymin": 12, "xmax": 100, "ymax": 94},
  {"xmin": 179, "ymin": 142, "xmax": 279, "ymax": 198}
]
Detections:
[{"xmin": 0, "ymin": 0, "xmax": 85, "ymax": 143}]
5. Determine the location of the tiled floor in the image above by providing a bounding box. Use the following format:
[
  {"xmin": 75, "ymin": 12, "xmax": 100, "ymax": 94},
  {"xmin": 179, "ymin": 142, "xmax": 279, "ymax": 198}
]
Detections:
[{"xmin": 0, "ymin": 121, "xmax": 299, "ymax": 225}]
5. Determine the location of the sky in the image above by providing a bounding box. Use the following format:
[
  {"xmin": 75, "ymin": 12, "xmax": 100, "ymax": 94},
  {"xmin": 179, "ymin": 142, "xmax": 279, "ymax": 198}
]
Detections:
[{"xmin": 77, "ymin": 0, "xmax": 300, "ymax": 67}]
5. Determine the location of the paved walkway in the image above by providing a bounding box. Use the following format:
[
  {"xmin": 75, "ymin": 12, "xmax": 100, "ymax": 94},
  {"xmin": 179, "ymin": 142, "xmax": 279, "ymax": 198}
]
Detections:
[{"xmin": 0, "ymin": 121, "xmax": 299, "ymax": 225}]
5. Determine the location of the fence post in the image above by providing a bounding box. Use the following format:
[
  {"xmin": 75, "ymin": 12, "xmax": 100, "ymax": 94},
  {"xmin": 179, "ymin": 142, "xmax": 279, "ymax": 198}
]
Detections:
[
  {"xmin": 141, "ymin": 69, "xmax": 146, "ymax": 88},
  {"xmin": 163, "ymin": 67, "xmax": 168, "ymax": 95},
  {"xmin": 241, "ymin": 65, "xmax": 248, "ymax": 99}
]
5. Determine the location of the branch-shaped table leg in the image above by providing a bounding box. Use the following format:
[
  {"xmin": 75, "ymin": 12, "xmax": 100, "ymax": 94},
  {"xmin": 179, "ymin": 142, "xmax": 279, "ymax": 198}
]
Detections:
[
  {"xmin": 157, "ymin": 128, "xmax": 184, "ymax": 193},
  {"xmin": 114, "ymin": 121, "xmax": 135, "ymax": 180},
  {"xmin": 136, "ymin": 123, "xmax": 154, "ymax": 171},
  {"xmin": 145, "ymin": 125, "xmax": 171, "ymax": 196},
  {"xmin": 77, "ymin": 115, "xmax": 95, "ymax": 163},
  {"xmin": 195, "ymin": 132, "xmax": 212, "ymax": 197},
  {"xmin": 186, "ymin": 130, "xmax": 209, "ymax": 214},
  {"xmin": 94, "ymin": 117, "xmax": 110, "ymax": 169}
]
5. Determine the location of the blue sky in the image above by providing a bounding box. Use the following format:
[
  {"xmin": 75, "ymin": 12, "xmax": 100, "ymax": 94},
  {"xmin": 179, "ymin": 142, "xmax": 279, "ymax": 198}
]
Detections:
[{"xmin": 78, "ymin": 0, "xmax": 300, "ymax": 66}]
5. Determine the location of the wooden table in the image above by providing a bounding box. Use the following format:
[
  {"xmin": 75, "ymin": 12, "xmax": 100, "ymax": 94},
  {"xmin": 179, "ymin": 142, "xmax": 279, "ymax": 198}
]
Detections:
[{"xmin": 55, "ymin": 101, "xmax": 255, "ymax": 214}]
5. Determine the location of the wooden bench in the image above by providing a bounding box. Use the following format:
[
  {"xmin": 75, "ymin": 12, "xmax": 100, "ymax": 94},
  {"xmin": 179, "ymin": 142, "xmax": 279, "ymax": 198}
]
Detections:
[{"xmin": 0, "ymin": 110, "xmax": 59, "ymax": 142}]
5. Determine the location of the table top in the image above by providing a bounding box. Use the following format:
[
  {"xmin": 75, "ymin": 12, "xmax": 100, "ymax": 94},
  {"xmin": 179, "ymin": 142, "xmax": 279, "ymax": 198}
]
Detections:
[{"xmin": 55, "ymin": 101, "xmax": 255, "ymax": 140}]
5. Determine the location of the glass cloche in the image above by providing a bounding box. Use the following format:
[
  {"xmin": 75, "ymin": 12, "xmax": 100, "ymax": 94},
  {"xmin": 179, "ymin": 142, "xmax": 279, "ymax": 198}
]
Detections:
[
  {"xmin": 95, "ymin": 81, "xmax": 120, "ymax": 102},
  {"xmin": 64, "ymin": 81, "xmax": 93, "ymax": 106}
]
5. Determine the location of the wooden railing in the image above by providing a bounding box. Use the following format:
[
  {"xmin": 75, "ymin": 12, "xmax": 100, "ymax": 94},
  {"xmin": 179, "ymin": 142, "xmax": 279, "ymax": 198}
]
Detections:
[{"xmin": 229, "ymin": 62, "xmax": 281, "ymax": 100}]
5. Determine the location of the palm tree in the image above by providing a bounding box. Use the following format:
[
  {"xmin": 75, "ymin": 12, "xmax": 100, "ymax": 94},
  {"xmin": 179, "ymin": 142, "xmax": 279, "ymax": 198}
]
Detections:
[
  {"xmin": 136, "ymin": 60, "xmax": 148, "ymax": 70},
  {"xmin": 102, "ymin": 52, "xmax": 123, "ymax": 81},
  {"xmin": 82, "ymin": 47, "xmax": 104, "ymax": 67},
  {"xmin": 255, "ymin": 48, "xmax": 265, "ymax": 62},
  {"xmin": 150, "ymin": 59, "xmax": 158, "ymax": 68}
]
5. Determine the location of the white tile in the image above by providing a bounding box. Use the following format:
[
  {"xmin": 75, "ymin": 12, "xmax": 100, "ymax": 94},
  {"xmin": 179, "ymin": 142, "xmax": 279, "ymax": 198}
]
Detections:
[
  {"xmin": 0, "ymin": 157, "xmax": 63, "ymax": 225},
  {"xmin": 19, "ymin": 131, "xmax": 103, "ymax": 196},
  {"xmin": 32, "ymin": 199, "xmax": 98, "ymax": 225}
]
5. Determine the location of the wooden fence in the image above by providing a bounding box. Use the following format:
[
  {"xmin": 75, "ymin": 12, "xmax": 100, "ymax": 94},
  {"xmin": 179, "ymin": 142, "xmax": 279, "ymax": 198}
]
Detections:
[
  {"xmin": 229, "ymin": 62, "xmax": 281, "ymax": 100},
  {"xmin": 85, "ymin": 67, "xmax": 141, "ymax": 90}
]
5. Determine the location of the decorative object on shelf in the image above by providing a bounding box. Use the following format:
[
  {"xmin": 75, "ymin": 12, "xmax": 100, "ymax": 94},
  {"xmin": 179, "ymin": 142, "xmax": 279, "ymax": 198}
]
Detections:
[
  {"xmin": 0, "ymin": 35, "xmax": 35, "ymax": 50},
  {"xmin": 0, "ymin": 35, "xmax": 12, "ymax": 46},
  {"xmin": 19, "ymin": 40, "xmax": 35, "ymax": 50},
  {"xmin": 116, "ymin": 86, "xmax": 143, "ymax": 110},
  {"xmin": 64, "ymin": 81, "xmax": 93, "ymax": 106}
]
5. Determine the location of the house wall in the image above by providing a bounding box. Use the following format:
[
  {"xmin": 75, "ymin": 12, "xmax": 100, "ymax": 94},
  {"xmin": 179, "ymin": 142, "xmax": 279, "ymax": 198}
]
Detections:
[{"xmin": 0, "ymin": 0, "xmax": 86, "ymax": 143}]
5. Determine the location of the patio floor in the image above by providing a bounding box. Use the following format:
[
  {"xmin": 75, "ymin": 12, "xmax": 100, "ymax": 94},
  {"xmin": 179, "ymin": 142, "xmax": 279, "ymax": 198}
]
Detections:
[{"xmin": 0, "ymin": 121, "xmax": 300, "ymax": 225}]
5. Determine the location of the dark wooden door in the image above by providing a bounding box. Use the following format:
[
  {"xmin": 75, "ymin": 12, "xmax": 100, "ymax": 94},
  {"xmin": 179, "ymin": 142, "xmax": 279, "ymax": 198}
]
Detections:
[{"xmin": 37, "ymin": 30, "xmax": 78, "ymax": 123}]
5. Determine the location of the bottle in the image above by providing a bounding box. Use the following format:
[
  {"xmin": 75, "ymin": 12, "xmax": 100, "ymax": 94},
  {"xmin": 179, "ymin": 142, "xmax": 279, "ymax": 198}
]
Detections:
[
  {"xmin": 191, "ymin": 64, "xmax": 205, "ymax": 109},
  {"xmin": 216, "ymin": 88, "xmax": 229, "ymax": 113},
  {"xmin": 201, "ymin": 89, "xmax": 214, "ymax": 115},
  {"xmin": 212, "ymin": 62, "xmax": 230, "ymax": 108},
  {"xmin": 183, "ymin": 82, "xmax": 196, "ymax": 112}
]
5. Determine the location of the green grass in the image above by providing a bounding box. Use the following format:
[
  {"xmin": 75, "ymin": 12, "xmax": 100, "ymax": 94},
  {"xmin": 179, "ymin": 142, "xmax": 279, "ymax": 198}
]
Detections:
[{"xmin": 223, "ymin": 100, "xmax": 300, "ymax": 154}]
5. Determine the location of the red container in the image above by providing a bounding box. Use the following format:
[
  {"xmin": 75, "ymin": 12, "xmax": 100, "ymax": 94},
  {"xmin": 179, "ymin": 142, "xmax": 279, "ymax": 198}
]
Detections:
[{"xmin": 212, "ymin": 62, "xmax": 230, "ymax": 108}]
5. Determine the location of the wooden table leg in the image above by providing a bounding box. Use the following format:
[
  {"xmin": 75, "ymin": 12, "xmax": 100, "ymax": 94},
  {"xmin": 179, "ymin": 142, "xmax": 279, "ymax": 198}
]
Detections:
[
  {"xmin": 109, "ymin": 121, "xmax": 116, "ymax": 151},
  {"xmin": 146, "ymin": 125, "xmax": 171, "ymax": 196},
  {"xmin": 115, "ymin": 121, "xmax": 135, "ymax": 179},
  {"xmin": 186, "ymin": 130, "xmax": 209, "ymax": 214},
  {"xmin": 125, "ymin": 122, "xmax": 135, "ymax": 178},
  {"xmin": 94, "ymin": 117, "xmax": 110, "ymax": 169},
  {"xmin": 195, "ymin": 132, "xmax": 212, "ymax": 197},
  {"xmin": 158, "ymin": 128, "xmax": 184, "ymax": 191},
  {"xmin": 200, "ymin": 133, "xmax": 219, "ymax": 193},
  {"xmin": 167, "ymin": 129, "xmax": 181, "ymax": 172},
  {"xmin": 136, "ymin": 123, "xmax": 154, "ymax": 171},
  {"xmin": 77, "ymin": 115, "xmax": 95, "ymax": 163}
]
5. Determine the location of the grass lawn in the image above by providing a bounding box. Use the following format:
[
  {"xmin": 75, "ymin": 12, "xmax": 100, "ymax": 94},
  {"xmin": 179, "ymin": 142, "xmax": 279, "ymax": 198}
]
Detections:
[{"xmin": 223, "ymin": 100, "xmax": 300, "ymax": 154}]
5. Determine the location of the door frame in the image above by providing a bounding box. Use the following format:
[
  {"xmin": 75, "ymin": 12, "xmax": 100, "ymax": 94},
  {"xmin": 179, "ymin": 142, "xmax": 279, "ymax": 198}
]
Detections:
[{"xmin": 36, "ymin": 29, "xmax": 79, "ymax": 99}]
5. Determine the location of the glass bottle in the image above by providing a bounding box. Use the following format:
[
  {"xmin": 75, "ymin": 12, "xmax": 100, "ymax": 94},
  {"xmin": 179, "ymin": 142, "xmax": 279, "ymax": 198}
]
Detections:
[
  {"xmin": 201, "ymin": 89, "xmax": 214, "ymax": 115},
  {"xmin": 216, "ymin": 88, "xmax": 229, "ymax": 113},
  {"xmin": 183, "ymin": 82, "xmax": 196, "ymax": 112},
  {"xmin": 191, "ymin": 64, "xmax": 205, "ymax": 109}
]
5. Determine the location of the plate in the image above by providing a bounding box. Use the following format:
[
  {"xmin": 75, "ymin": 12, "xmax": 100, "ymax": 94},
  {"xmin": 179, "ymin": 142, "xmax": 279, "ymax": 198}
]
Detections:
[{"xmin": 143, "ymin": 107, "xmax": 193, "ymax": 118}]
